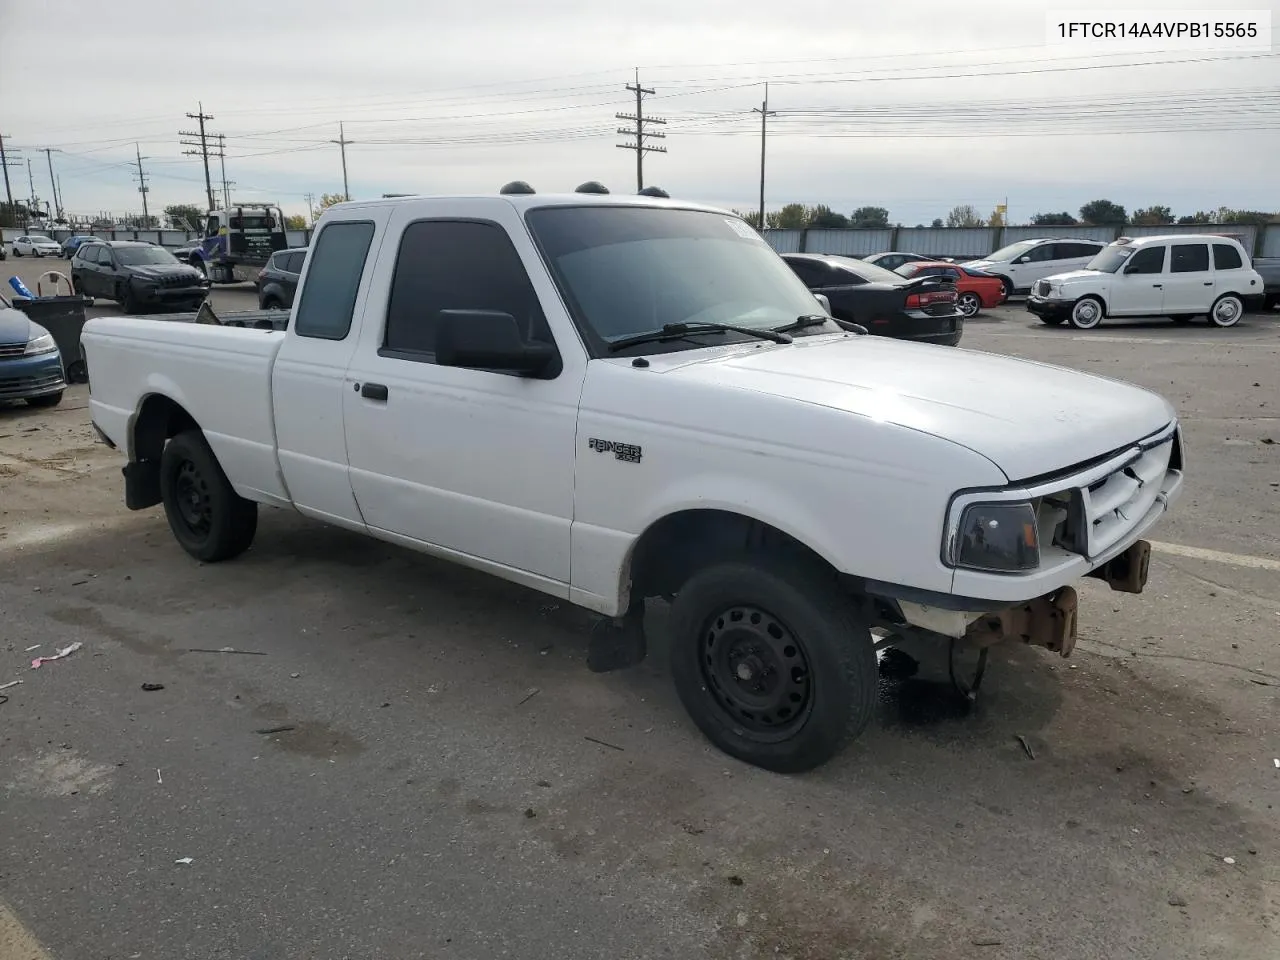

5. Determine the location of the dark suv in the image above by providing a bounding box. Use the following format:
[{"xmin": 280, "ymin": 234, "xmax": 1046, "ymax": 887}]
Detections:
[
  {"xmin": 256, "ymin": 248, "xmax": 306, "ymax": 309},
  {"xmin": 72, "ymin": 241, "xmax": 209, "ymax": 313}
]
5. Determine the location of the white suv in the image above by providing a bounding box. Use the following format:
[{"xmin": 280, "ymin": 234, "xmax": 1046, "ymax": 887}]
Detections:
[
  {"xmin": 962, "ymin": 237, "xmax": 1107, "ymax": 296},
  {"xmin": 1027, "ymin": 235, "xmax": 1264, "ymax": 330}
]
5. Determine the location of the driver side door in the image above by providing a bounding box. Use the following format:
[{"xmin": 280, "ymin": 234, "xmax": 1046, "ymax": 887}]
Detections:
[{"xmin": 1109, "ymin": 245, "xmax": 1167, "ymax": 315}]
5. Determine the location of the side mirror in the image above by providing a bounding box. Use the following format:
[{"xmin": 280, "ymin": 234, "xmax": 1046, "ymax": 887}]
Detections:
[
  {"xmin": 1015, "ymin": 255, "xmax": 1031, "ymax": 264},
  {"xmin": 435, "ymin": 309, "xmax": 556, "ymax": 376},
  {"xmin": 813, "ymin": 293, "xmax": 832, "ymax": 314}
]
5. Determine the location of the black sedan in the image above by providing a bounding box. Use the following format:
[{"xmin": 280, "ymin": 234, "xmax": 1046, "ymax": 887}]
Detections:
[
  {"xmin": 72, "ymin": 241, "xmax": 210, "ymax": 314},
  {"xmin": 782, "ymin": 254, "xmax": 964, "ymax": 345}
]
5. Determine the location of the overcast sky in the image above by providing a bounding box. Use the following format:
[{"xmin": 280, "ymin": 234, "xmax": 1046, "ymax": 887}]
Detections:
[{"xmin": 1, "ymin": 0, "xmax": 1277, "ymax": 225}]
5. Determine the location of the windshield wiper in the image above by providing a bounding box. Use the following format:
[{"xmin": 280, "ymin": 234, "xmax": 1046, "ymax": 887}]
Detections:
[
  {"xmin": 607, "ymin": 322, "xmax": 793, "ymax": 352},
  {"xmin": 777, "ymin": 313, "xmax": 869, "ymax": 336}
]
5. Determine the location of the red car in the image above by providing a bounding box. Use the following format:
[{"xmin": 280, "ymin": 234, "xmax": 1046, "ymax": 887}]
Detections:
[{"xmin": 894, "ymin": 261, "xmax": 1007, "ymax": 318}]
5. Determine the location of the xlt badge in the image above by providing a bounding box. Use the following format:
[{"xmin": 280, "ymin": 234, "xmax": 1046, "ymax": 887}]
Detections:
[{"xmin": 588, "ymin": 438, "xmax": 642, "ymax": 464}]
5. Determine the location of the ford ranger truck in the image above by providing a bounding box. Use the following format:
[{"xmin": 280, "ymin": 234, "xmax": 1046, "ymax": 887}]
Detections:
[{"xmin": 80, "ymin": 186, "xmax": 1184, "ymax": 773}]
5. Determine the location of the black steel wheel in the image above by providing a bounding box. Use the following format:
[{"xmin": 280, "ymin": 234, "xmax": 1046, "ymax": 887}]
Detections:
[
  {"xmin": 670, "ymin": 554, "xmax": 877, "ymax": 773},
  {"xmin": 159, "ymin": 430, "xmax": 258, "ymax": 562},
  {"xmin": 701, "ymin": 604, "xmax": 814, "ymax": 741}
]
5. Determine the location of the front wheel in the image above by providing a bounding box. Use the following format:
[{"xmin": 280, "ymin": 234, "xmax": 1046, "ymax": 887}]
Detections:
[
  {"xmin": 159, "ymin": 430, "xmax": 258, "ymax": 563},
  {"xmin": 1209, "ymin": 294, "xmax": 1243, "ymax": 328},
  {"xmin": 957, "ymin": 292, "xmax": 982, "ymax": 318},
  {"xmin": 1069, "ymin": 296, "xmax": 1105, "ymax": 330},
  {"xmin": 669, "ymin": 555, "xmax": 877, "ymax": 773}
]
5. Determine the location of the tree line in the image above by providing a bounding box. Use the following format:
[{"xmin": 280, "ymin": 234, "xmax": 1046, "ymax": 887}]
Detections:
[{"xmin": 735, "ymin": 201, "xmax": 1279, "ymax": 231}]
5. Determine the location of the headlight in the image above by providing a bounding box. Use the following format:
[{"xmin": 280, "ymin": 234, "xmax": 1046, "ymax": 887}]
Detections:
[
  {"xmin": 24, "ymin": 332, "xmax": 57, "ymax": 355},
  {"xmin": 948, "ymin": 501, "xmax": 1039, "ymax": 572}
]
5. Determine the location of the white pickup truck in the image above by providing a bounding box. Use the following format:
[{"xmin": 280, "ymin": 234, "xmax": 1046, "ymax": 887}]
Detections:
[{"xmin": 82, "ymin": 187, "xmax": 1184, "ymax": 772}]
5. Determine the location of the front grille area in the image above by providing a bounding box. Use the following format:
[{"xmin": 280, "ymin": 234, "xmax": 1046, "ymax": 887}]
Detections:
[
  {"xmin": 0, "ymin": 372, "xmax": 64, "ymax": 398},
  {"xmin": 1033, "ymin": 424, "xmax": 1180, "ymax": 561},
  {"xmin": 0, "ymin": 343, "xmax": 26, "ymax": 358}
]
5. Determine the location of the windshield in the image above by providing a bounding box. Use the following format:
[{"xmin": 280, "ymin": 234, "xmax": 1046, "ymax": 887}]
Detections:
[
  {"xmin": 116, "ymin": 246, "xmax": 180, "ymax": 265},
  {"xmin": 984, "ymin": 240, "xmax": 1039, "ymax": 263},
  {"xmin": 230, "ymin": 214, "xmax": 278, "ymax": 230},
  {"xmin": 526, "ymin": 206, "xmax": 824, "ymax": 349},
  {"xmin": 1085, "ymin": 245, "xmax": 1133, "ymax": 273},
  {"xmin": 831, "ymin": 257, "xmax": 903, "ymax": 284}
]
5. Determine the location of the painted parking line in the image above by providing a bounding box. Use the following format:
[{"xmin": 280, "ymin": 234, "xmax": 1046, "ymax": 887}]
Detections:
[
  {"xmin": 1150, "ymin": 540, "xmax": 1280, "ymax": 573},
  {"xmin": 0, "ymin": 902, "xmax": 54, "ymax": 960}
]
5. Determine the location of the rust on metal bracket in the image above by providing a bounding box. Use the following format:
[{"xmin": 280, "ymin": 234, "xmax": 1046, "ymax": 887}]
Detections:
[{"xmin": 963, "ymin": 586, "xmax": 1079, "ymax": 658}]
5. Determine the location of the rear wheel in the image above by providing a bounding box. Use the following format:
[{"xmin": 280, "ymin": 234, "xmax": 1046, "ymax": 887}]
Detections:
[
  {"xmin": 1069, "ymin": 296, "xmax": 1105, "ymax": 330},
  {"xmin": 159, "ymin": 430, "xmax": 258, "ymax": 562},
  {"xmin": 669, "ymin": 554, "xmax": 877, "ymax": 773},
  {"xmin": 957, "ymin": 292, "xmax": 982, "ymax": 318},
  {"xmin": 1209, "ymin": 294, "xmax": 1243, "ymax": 328}
]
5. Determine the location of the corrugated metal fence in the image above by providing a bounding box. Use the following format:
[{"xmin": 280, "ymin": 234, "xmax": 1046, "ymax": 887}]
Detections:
[
  {"xmin": 0, "ymin": 226, "xmax": 315, "ymax": 250},
  {"xmin": 763, "ymin": 223, "xmax": 1278, "ymax": 259}
]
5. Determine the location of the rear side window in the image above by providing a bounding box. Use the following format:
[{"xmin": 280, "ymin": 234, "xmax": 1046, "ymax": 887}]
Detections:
[
  {"xmin": 293, "ymin": 221, "xmax": 375, "ymax": 340},
  {"xmin": 383, "ymin": 220, "xmax": 549, "ymax": 358},
  {"xmin": 1212, "ymin": 243, "xmax": 1243, "ymax": 270},
  {"xmin": 1025, "ymin": 243, "xmax": 1057, "ymax": 262},
  {"xmin": 286, "ymin": 252, "xmax": 305, "ymax": 273},
  {"xmin": 1171, "ymin": 243, "xmax": 1210, "ymax": 273},
  {"xmin": 785, "ymin": 259, "xmax": 827, "ymax": 287}
]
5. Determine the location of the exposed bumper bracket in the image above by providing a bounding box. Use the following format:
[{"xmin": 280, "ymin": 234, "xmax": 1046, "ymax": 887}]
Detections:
[
  {"xmin": 963, "ymin": 586, "xmax": 1079, "ymax": 658},
  {"xmin": 1086, "ymin": 539, "xmax": 1151, "ymax": 595}
]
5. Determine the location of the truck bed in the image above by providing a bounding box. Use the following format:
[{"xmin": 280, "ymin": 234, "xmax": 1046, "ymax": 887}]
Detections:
[
  {"xmin": 144, "ymin": 308, "xmax": 289, "ymax": 330},
  {"xmin": 81, "ymin": 314, "xmax": 290, "ymax": 505}
]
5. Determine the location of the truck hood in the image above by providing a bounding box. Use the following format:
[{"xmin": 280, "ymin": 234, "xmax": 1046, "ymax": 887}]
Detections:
[
  {"xmin": 126, "ymin": 264, "xmax": 204, "ymax": 282},
  {"xmin": 656, "ymin": 335, "xmax": 1174, "ymax": 482},
  {"xmin": 1048, "ymin": 269, "xmax": 1106, "ymax": 285}
]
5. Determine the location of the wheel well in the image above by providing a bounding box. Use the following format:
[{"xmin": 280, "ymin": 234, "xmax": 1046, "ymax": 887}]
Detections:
[
  {"xmin": 133, "ymin": 394, "xmax": 199, "ymax": 462},
  {"xmin": 1074, "ymin": 292, "xmax": 1107, "ymax": 313},
  {"xmin": 626, "ymin": 509, "xmax": 836, "ymax": 604}
]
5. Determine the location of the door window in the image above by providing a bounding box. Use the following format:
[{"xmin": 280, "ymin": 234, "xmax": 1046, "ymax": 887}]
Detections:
[
  {"xmin": 285, "ymin": 252, "xmax": 305, "ymax": 274},
  {"xmin": 293, "ymin": 221, "xmax": 375, "ymax": 340},
  {"xmin": 1170, "ymin": 244, "xmax": 1210, "ymax": 273},
  {"xmin": 1025, "ymin": 243, "xmax": 1057, "ymax": 263},
  {"xmin": 382, "ymin": 220, "xmax": 551, "ymax": 360},
  {"xmin": 1212, "ymin": 243, "xmax": 1243, "ymax": 270},
  {"xmin": 1125, "ymin": 246, "xmax": 1166, "ymax": 275}
]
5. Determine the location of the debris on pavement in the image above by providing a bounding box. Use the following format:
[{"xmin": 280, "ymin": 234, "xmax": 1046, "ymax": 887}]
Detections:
[
  {"xmin": 584, "ymin": 735, "xmax": 624, "ymax": 752},
  {"xmin": 972, "ymin": 938, "xmax": 1004, "ymax": 947},
  {"xmin": 1016, "ymin": 735, "xmax": 1036, "ymax": 760},
  {"xmin": 1223, "ymin": 857, "xmax": 1236, "ymax": 865},
  {"xmin": 290, "ymin": 672, "xmax": 300, "ymax": 679},
  {"xmin": 518, "ymin": 687, "xmax": 541, "ymax": 706},
  {"xmin": 156, "ymin": 769, "xmax": 163, "ymax": 784},
  {"xmin": 0, "ymin": 680, "xmax": 22, "ymax": 691},
  {"xmin": 174, "ymin": 857, "xmax": 194, "ymax": 865},
  {"xmin": 140, "ymin": 683, "xmax": 165, "ymax": 692},
  {"xmin": 524, "ymin": 808, "xmax": 536, "ymax": 819},
  {"xmin": 31, "ymin": 642, "xmax": 82, "ymax": 669},
  {"xmin": 23, "ymin": 645, "xmax": 40, "ymax": 653},
  {"xmin": 255, "ymin": 725, "xmax": 295, "ymax": 735},
  {"xmin": 1168, "ymin": 895, "xmax": 1188, "ymax": 907},
  {"xmin": 186, "ymin": 647, "xmax": 267, "ymax": 656}
]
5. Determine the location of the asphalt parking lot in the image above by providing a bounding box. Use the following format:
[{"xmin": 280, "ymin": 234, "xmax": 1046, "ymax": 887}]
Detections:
[{"xmin": 3, "ymin": 259, "xmax": 1279, "ymax": 959}]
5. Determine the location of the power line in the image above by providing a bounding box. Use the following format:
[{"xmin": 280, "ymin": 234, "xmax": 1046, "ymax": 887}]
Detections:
[
  {"xmin": 179, "ymin": 102, "xmax": 217, "ymax": 210},
  {"xmin": 616, "ymin": 69, "xmax": 666, "ymax": 191}
]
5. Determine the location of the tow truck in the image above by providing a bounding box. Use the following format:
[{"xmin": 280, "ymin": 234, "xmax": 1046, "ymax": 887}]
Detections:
[{"xmin": 185, "ymin": 202, "xmax": 288, "ymax": 284}]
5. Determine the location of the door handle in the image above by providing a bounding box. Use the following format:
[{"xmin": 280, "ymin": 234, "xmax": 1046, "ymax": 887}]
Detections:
[
  {"xmin": 361, "ymin": 382, "xmax": 389, "ymax": 402},
  {"xmin": 1152, "ymin": 283, "xmax": 1162, "ymax": 288},
  {"xmin": 1203, "ymin": 281, "xmax": 1213, "ymax": 286}
]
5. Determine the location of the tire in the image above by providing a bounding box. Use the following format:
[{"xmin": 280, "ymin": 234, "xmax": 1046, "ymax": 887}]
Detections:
[
  {"xmin": 1209, "ymin": 293, "xmax": 1243, "ymax": 328},
  {"xmin": 1068, "ymin": 295, "xmax": 1105, "ymax": 330},
  {"xmin": 26, "ymin": 392, "xmax": 63, "ymax": 409},
  {"xmin": 669, "ymin": 554, "xmax": 877, "ymax": 773},
  {"xmin": 261, "ymin": 296, "xmax": 281, "ymax": 310},
  {"xmin": 159, "ymin": 430, "xmax": 258, "ymax": 563},
  {"xmin": 1039, "ymin": 316, "xmax": 1065, "ymax": 326},
  {"xmin": 12, "ymin": 248, "xmax": 22, "ymax": 258},
  {"xmin": 119, "ymin": 282, "xmax": 141, "ymax": 315},
  {"xmin": 957, "ymin": 292, "xmax": 982, "ymax": 318}
]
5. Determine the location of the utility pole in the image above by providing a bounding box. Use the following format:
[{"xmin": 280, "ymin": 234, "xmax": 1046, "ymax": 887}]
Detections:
[
  {"xmin": 26, "ymin": 157, "xmax": 38, "ymax": 212},
  {"xmin": 304, "ymin": 192, "xmax": 316, "ymax": 225},
  {"xmin": 0, "ymin": 133, "xmax": 16, "ymax": 217},
  {"xmin": 43, "ymin": 147, "xmax": 62, "ymax": 219},
  {"xmin": 216, "ymin": 134, "xmax": 231, "ymax": 208},
  {"xmin": 330, "ymin": 123, "xmax": 352, "ymax": 201},
  {"xmin": 133, "ymin": 143, "xmax": 151, "ymax": 226},
  {"xmin": 179, "ymin": 102, "xmax": 217, "ymax": 210},
  {"xmin": 752, "ymin": 83, "xmax": 776, "ymax": 231},
  {"xmin": 615, "ymin": 69, "xmax": 666, "ymax": 191}
]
